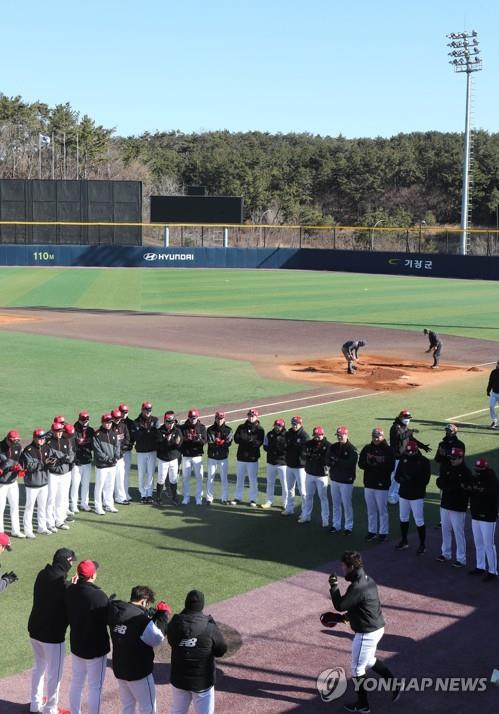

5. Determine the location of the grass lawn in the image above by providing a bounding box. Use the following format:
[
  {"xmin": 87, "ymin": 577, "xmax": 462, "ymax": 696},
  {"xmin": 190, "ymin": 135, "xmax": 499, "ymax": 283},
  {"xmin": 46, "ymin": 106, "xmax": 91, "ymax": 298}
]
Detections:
[{"xmin": 0, "ymin": 267, "xmax": 499, "ymax": 340}]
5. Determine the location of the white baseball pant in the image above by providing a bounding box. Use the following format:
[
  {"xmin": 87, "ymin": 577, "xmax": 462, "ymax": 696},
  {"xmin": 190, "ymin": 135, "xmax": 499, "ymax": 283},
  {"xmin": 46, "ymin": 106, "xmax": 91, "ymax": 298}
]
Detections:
[
  {"xmin": 117, "ymin": 674, "xmax": 157, "ymax": 713},
  {"xmin": 181, "ymin": 456, "xmax": 204, "ymax": 504},
  {"xmin": 137, "ymin": 452, "xmax": 156, "ymax": 498},
  {"xmin": 30, "ymin": 638, "xmax": 65, "ymax": 714},
  {"xmin": 265, "ymin": 464, "xmax": 288, "ymax": 506},
  {"xmin": 471, "ymin": 519, "xmax": 497, "ymax": 574},
  {"xmin": 0, "ymin": 481, "xmax": 21, "ymax": 534},
  {"xmin": 489, "ymin": 391, "xmax": 499, "ymax": 423},
  {"xmin": 364, "ymin": 488, "xmax": 389, "ymax": 535},
  {"xmin": 399, "ymin": 497, "xmax": 425, "ymax": 526},
  {"xmin": 46, "ymin": 473, "xmax": 68, "ymax": 529},
  {"xmin": 61, "ymin": 471, "xmax": 71, "ymax": 521},
  {"xmin": 440, "ymin": 508, "xmax": 466, "ymax": 564},
  {"xmin": 24, "ymin": 485, "xmax": 48, "ymax": 535},
  {"xmin": 157, "ymin": 458, "xmax": 179, "ymax": 485},
  {"xmin": 94, "ymin": 466, "xmax": 115, "ymax": 512},
  {"xmin": 351, "ymin": 627, "xmax": 385, "ymax": 676},
  {"xmin": 330, "ymin": 481, "xmax": 354, "ymax": 531},
  {"xmin": 123, "ymin": 450, "xmax": 132, "ymax": 499},
  {"xmin": 387, "ymin": 459, "xmax": 400, "ymax": 504},
  {"xmin": 114, "ymin": 457, "xmax": 127, "ymax": 502},
  {"xmin": 75, "ymin": 463, "xmax": 93, "ymax": 510},
  {"xmin": 69, "ymin": 653, "xmax": 107, "ymax": 714},
  {"xmin": 171, "ymin": 684, "xmax": 215, "ymax": 714},
  {"xmin": 284, "ymin": 466, "xmax": 306, "ymax": 514},
  {"xmin": 206, "ymin": 458, "xmax": 228, "ymax": 502},
  {"xmin": 302, "ymin": 474, "xmax": 329, "ymax": 526},
  {"xmin": 235, "ymin": 460, "xmax": 259, "ymax": 502}
]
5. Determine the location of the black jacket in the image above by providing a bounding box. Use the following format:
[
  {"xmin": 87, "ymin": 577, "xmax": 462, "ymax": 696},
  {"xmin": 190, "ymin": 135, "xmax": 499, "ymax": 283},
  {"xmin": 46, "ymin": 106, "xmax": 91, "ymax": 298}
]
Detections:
[
  {"xmin": 108, "ymin": 600, "xmax": 165, "ymax": 681},
  {"xmin": 134, "ymin": 414, "xmax": 160, "ymax": 453},
  {"xmin": 234, "ymin": 421, "xmax": 265, "ymax": 463},
  {"xmin": 167, "ymin": 610, "xmax": 227, "ymax": 692},
  {"xmin": 112, "ymin": 421, "xmax": 131, "ymax": 459},
  {"xmin": 207, "ymin": 423, "xmax": 233, "ymax": 461},
  {"xmin": 157, "ymin": 425, "xmax": 184, "ymax": 462},
  {"xmin": 65, "ymin": 579, "xmax": 110, "ymax": 659},
  {"xmin": 263, "ymin": 429, "xmax": 287, "ymax": 466},
  {"xmin": 285, "ymin": 428, "xmax": 310, "ymax": 468},
  {"xmin": 123, "ymin": 417, "xmax": 137, "ymax": 451},
  {"xmin": 20, "ymin": 442, "xmax": 63, "ymax": 489},
  {"xmin": 180, "ymin": 420, "xmax": 207, "ymax": 458},
  {"xmin": 487, "ymin": 369, "xmax": 499, "ymax": 395},
  {"xmin": 0, "ymin": 452, "xmax": 21, "ymax": 486},
  {"xmin": 434, "ymin": 435, "xmax": 466, "ymax": 475},
  {"xmin": 394, "ymin": 453, "xmax": 431, "ymax": 499},
  {"xmin": 330, "ymin": 567, "xmax": 385, "ymax": 634},
  {"xmin": 358, "ymin": 441, "xmax": 396, "ymax": 490},
  {"xmin": 47, "ymin": 436, "xmax": 73, "ymax": 474},
  {"xmin": 28, "ymin": 555, "xmax": 73, "ymax": 643},
  {"xmin": 428, "ymin": 331, "xmax": 442, "ymax": 347},
  {"xmin": 92, "ymin": 427, "xmax": 120, "ymax": 469},
  {"xmin": 328, "ymin": 441, "xmax": 358, "ymax": 484},
  {"xmin": 0, "ymin": 438, "xmax": 22, "ymax": 463},
  {"xmin": 304, "ymin": 438, "xmax": 331, "ymax": 477},
  {"xmin": 389, "ymin": 420, "xmax": 427, "ymax": 457},
  {"xmin": 436, "ymin": 462, "xmax": 471, "ymax": 512},
  {"xmin": 74, "ymin": 422, "xmax": 95, "ymax": 466},
  {"xmin": 466, "ymin": 468, "xmax": 499, "ymax": 522}
]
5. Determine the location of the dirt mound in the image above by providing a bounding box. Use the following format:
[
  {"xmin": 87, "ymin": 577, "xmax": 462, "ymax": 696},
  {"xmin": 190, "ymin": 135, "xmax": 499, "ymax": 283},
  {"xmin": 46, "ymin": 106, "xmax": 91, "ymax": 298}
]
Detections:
[
  {"xmin": 0, "ymin": 313, "xmax": 39, "ymax": 324},
  {"xmin": 282, "ymin": 354, "xmax": 474, "ymax": 392}
]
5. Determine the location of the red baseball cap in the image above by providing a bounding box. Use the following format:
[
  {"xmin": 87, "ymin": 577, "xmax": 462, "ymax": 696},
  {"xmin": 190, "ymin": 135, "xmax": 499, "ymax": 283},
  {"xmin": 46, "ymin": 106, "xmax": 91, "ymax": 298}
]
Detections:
[
  {"xmin": 0, "ymin": 532, "xmax": 12, "ymax": 551},
  {"xmin": 291, "ymin": 415, "xmax": 303, "ymax": 425},
  {"xmin": 33, "ymin": 428, "xmax": 47, "ymax": 439},
  {"xmin": 7, "ymin": 430, "xmax": 21, "ymax": 441},
  {"xmin": 215, "ymin": 411, "xmax": 225, "ymax": 419},
  {"xmin": 336, "ymin": 425, "xmax": 348, "ymax": 436},
  {"xmin": 399, "ymin": 410, "xmax": 412, "ymax": 419},
  {"xmin": 142, "ymin": 402, "xmax": 152, "ymax": 410},
  {"xmin": 79, "ymin": 411, "xmax": 90, "ymax": 421},
  {"xmin": 77, "ymin": 560, "xmax": 99, "ymax": 578},
  {"xmin": 64, "ymin": 424, "xmax": 75, "ymax": 436},
  {"xmin": 475, "ymin": 458, "xmax": 488, "ymax": 470},
  {"xmin": 446, "ymin": 423, "xmax": 458, "ymax": 433},
  {"xmin": 119, "ymin": 404, "xmax": 129, "ymax": 413},
  {"xmin": 101, "ymin": 413, "xmax": 113, "ymax": 423},
  {"xmin": 450, "ymin": 447, "xmax": 464, "ymax": 458},
  {"xmin": 111, "ymin": 408, "xmax": 122, "ymax": 419},
  {"xmin": 405, "ymin": 440, "xmax": 418, "ymax": 454},
  {"xmin": 274, "ymin": 418, "xmax": 285, "ymax": 427},
  {"xmin": 54, "ymin": 415, "xmax": 65, "ymax": 424},
  {"xmin": 247, "ymin": 408, "xmax": 259, "ymax": 417},
  {"xmin": 313, "ymin": 426, "xmax": 325, "ymax": 436},
  {"xmin": 188, "ymin": 409, "xmax": 200, "ymax": 418},
  {"xmin": 51, "ymin": 422, "xmax": 64, "ymax": 432},
  {"xmin": 164, "ymin": 411, "xmax": 176, "ymax": 422},
  {"xmin": 372, "ymin": 427, "xmax": 384, "ymax": 437}
]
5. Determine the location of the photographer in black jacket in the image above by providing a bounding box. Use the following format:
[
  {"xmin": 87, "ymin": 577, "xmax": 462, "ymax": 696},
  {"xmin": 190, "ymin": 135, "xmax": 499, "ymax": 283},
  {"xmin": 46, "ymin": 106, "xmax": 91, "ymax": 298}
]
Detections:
[
  {"xmin": 168, "ymin": 589, "xmax": 227, "ymax": 714},
  {"xmin": 329, "ymin": 551, "xmax": 400, "ymax": 713}
]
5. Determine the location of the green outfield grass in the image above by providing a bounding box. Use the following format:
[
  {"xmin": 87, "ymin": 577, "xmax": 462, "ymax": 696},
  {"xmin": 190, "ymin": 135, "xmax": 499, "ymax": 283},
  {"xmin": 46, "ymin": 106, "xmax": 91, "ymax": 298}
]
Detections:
[{"xmin": 0, "ymin": 267, "xmax": 499, "ymax": 340}]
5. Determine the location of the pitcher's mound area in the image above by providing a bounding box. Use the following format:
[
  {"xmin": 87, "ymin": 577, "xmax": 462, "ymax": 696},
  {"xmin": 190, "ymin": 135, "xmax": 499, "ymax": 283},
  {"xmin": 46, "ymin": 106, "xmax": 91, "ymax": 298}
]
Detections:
[{"xmin": 282, "ymin": 355, "xmax": 479, "ymax": 391}]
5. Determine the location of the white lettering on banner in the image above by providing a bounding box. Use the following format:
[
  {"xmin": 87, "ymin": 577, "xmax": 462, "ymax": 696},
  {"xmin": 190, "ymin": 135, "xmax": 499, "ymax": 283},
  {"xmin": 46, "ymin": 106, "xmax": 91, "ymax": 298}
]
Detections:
[
  {"xmin": 143, "ymin": 252, "xmax": 195, "ymax": 262},
  {"xmin": 179, "ymin": 637, "xmax": 198, "ymax": 648},
  {"xmin": 403, "ymin": 258, "xmax": 433, "ymax": 271}
]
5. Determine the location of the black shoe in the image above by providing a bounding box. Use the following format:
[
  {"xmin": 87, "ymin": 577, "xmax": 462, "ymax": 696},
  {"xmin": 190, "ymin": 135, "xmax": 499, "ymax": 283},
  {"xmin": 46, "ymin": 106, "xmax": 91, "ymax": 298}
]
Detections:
[
  {"xmin": 395, "ymin": 541, "xmax": 408, "ymax": 550},
  {"xmin": 435, "ymin": 555, "xmax": 450, "ymax": 563},
  {"xmin": 377, "ymin": 534, "xmax": 387, "ymax": 543},
  {"xmin": 344, "ymin": 703, "xmax": 370, "ymax": 713},
  {"xmin": 171, "ymin": 497, "xmax": 179, "ymax": 505},
  {"xmin": 451, "ymin": 560, "xmax": 465, "ymax": 569},
  {"xmin": 468, "ymin": 568, "xmax": 485, "ymax": 576},
  {"xmin": 221, "ymin": 500, "xmax": 228, "ymax": 505},
  {"xmin": 141, "ymin": 497, "xmax": 147, "ymax": 504},
  {"xmin": 482, "ymin": 572, "xmax": 498, "ymax": 582},
  {"xmin": 343, "ymin": 529, "xmax": 352, "ymax": 536},
  {"xmin": 365, "ymin": 532, "xmax": 377, "ymax": 542},
  {"xmin": 433, "ymin": 522, "xmax": 441, "ymax": 529},
  {"xmin": 329, "ymin": 526, "xmax": 339, "ymax": 534},
  {"xmin": 416, "ymin": 544, "xmax": 426, "ymax": 555},
  {"xmin": 65, "ymin": 514, "xmax": 75, "ymax": 522}
]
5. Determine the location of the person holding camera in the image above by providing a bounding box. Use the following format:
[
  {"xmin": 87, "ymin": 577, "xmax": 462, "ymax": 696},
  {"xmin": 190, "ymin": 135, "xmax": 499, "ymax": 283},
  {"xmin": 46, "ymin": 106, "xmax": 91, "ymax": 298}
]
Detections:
[
  {"xmin": 328, "ymin": 551, "xmax": 400, "ymax": 713},
  {"xmin": 0, "ymin": 532, "xmax": 17, "ymax": 592},
  {"xmin": 108, "ymin": 585, "xmax": 172, "ymax": 713}
]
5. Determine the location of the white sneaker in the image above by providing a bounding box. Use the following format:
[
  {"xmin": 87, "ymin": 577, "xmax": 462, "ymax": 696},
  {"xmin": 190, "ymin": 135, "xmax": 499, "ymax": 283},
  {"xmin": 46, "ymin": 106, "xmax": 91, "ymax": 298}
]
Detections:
[
  {"xmin": 95, "ymin": 509, "xmax": 106, "ymax": 515},
  {"xmin": 49, "ymin": 526, "xmax": 58, "ymax": 533},
  {"xmin": 11, "ymin": 531, "xmax": 26, "ymax": 539},
  {"xmin": 260, "ymin": 501, "xmax": 272, "ymax": 509},
  {"xmin": 37, "ymin": 529, "xmax": 52, "ymax": 535},
  {"xmin": 105, "ymin": 507, "xmax": 119, "ymax": 513},
  {"xmin": 298, "ymin": 517, "xmax": 311, "ymax": 524},
  {"xmin": 25, "ymin": 532, "xmax": 36, "ymax": 539},
  {"xmin": 281, "ymin": 510, "xmax": 293, "ymax": 516},
  {"xmin": 80, "ymin": 505, "xmax": 91, "ymax": 511},
  {"xmin": 56, "ymin": 523, "xmax": 70, "ymax": 530}
]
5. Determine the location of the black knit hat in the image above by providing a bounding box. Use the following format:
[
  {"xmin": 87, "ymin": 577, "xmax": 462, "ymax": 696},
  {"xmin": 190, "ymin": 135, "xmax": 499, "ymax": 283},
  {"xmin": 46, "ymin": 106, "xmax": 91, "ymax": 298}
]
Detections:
[{"xmin": 185, "ymin": 589, "xmax": 205, "ymax": 612}]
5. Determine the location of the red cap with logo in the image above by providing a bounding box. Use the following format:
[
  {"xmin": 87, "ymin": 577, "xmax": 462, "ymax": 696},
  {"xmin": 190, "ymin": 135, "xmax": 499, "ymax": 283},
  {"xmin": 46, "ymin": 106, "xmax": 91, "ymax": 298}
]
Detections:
[
  {"xmin": 33, "ymin": 428, "xmax": 47, "ymax": 439},
  {"xmin": 111, "ymin": 408, "xmax": 122, "ymax": 419},
  {"xmin": 64, "ymin": 424, "xmax": 75, "ymax": 436},
  {"xmin": 77, "ymin": 560, "xmax": 99, "ymax": 578},
  {"xmin": 274, "ymin": 418, "xmax": 285, "ymax": 427},
  {"xmin": 54, "ymin": 415, "xmax": 65, "ymax": 424},
  {"xmin": 336, "ymin": 425, "xmax": 348, "ymax": 436},
  {"xmin": 188, "ymin": 409, "xmax": 200, "ymax": 419},
  {"xmin": 7, "ymin": 430, "xmax": 21, "ymax": 441},
  {"xmin": 215, "ymin": 411, "xmax": 225, "ymax": 419},
  {"xmin": 450, "ymin": 447, "xmax": 464, "ymax": 458},
  {"xmin": 51, "ymin": 422, "xmax": 64, "ymax": 432},
  {"xmin": 119, "ymin": 404, "xmax": 129, "ymax": 413},
  {"xmin": 291, "ymin": 415, "xmax": 303, "ymax": 425},
  {"xmin": 399, "ymin": 410, "xmax": 412, "ymax": 419},
  {"xmin": 475, "ymin": 457, "xmax": 488, "ymax": 470},
  {"xmin": 313, "ymin": 426, "xmax": 325, "ymax": 436},
  {"xmin": 247, "ymin": 408, "xmax": 259, "ymax": 417},
  {"xmin": 79, "ymin": 411, "xmax": 89, "ymax": 421},
  {"xmin": 142, "ymin": 402, "xmax": 152, "ymax": 411},
  {"xmin": 372, "ymin": 427, "xmax": 384, "ymax": 437},
  {"xmin": 101, "ymin": 413, "xmax": 113, "ymax": 423}
]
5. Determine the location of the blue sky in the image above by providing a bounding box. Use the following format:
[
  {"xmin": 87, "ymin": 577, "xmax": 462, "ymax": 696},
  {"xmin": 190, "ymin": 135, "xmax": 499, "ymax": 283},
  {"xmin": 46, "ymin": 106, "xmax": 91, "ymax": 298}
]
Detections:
[{"xmin": 2, "ymin": 0, "xmax": 498, "ymax": 138}]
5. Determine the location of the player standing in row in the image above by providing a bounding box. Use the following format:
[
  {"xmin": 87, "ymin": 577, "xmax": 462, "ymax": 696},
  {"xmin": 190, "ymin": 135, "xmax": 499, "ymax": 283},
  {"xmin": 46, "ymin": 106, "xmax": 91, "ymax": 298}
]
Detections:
[
  {"xmin": 46, "ymin": 423, "xmax": 74, "ymax": 532},
  {"xmin": 0, "ymin": 431, "xmax": 24, "ymax": 538},
  {"xmin": 206, "ymin": 411, "xmax": 233, "ymax": 505},
  {"xmin": 341, "ymin": 339, "xmax": 367, "ymax": 374},
  {"xmin": 299, "ymin": 426, "xmax": 331, "ymax": 527},
  {"xmin": 232, "ymin": 409, "xmax": 264, "ymax": 507},
  {"xmin": 261, "ymin": 419, "xmax": 288, "ymax": 510},
  {"xmin": 134, "ymin": 402, "xmax": 159, "ymax": 504},
  {"xmin": 118, "ymin": 404, "xmax": 135, "ymax": 500},
  {"xmin": 156, "ymin": 411, "xmax": 183, "ymax": 505},
  {"xmin": 328, "ymin": 426, "xmax": 357, "ymax": 535},
  {"xmin": 180, "ymin": 409, "xmax": 207, "ymax": 505},
  {"xmin": 435, "ymin": 447, "xmax": 470, "ymax": 568},
  {"xmin": 282, "ymin": 416, "xmax": 309, "ymax": 517},
  {"xmin": 92, "ymin": 415, "xmax": 119, "ymax": 515},
  {"xmin": 394, "ymin": 441, "xmax": 431, "ymax": 554},
  {"xmin": 112, "ymin": 408, "xmax": 131, "ymax": 506},
  {"xmin": 72, "ymin": 412, "xmax": 95, "ymax": 512},
  {"xmin": 424, "ymin": 328, "xmax": 443, "ymax": 368},
  {"xmin": 359, "ymin": 428, "xmax": 395, "ymax": 542},
  {"xmin": 465, "ymin": 458, "xmax": 498, "ymax": 581},
  {"xmin": 388, "ymin": 410, "xmax": 431, "ymax": 505},
  {"xmin": 486, "ymin": 361, "xmax": 499, "ymax": 428}
]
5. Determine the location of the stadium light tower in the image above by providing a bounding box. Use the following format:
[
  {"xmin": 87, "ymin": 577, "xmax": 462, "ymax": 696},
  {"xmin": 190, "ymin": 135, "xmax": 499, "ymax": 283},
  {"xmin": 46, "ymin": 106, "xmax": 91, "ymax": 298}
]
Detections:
[{"xmin": 447, "ymin": 31, "xmax": 483, "ymax": 255}]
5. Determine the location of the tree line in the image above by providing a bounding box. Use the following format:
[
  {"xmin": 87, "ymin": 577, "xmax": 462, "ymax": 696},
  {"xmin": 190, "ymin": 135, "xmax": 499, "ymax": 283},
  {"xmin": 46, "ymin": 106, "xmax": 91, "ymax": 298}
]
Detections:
[{"xmin": 1, "ymin": 94, "xmax": 498, "ymax": 227}]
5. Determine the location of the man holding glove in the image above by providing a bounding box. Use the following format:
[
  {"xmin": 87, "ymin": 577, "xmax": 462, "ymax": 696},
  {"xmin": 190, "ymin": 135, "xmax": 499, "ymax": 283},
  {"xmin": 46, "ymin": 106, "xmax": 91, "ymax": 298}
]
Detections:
[
  {"xmin": 108, "ymin": 585, "xmax": 172, "ymax": 713},
  {"xmin": 0, "ymin": 532, "xmax": 17, "ymax": 593}
]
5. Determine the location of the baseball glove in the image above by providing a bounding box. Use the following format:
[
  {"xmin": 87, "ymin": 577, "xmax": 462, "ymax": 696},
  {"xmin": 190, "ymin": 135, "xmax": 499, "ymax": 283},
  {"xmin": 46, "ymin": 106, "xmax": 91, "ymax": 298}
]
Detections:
[{"xmin": 320, "ymin": 611, "xmax": 346, "ymax": 628}]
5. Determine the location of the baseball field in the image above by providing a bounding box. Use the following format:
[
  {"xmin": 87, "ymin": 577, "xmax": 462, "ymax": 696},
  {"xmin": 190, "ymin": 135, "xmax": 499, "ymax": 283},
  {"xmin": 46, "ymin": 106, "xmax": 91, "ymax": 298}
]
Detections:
[{"xmin": 1, "ymin": 266, "xmax": 498, "ymax": 713}]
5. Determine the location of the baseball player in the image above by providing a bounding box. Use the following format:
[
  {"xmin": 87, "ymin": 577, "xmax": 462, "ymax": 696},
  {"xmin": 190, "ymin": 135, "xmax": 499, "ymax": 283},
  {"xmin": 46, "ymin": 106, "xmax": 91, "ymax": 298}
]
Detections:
[
  {"xmin": 46, "ymin": 423, "xmax": 74, "ymax": 532},
  {"xmin": 341, "ymin": 340, "xmax": 367, "ymax": 374},
  {"xmin": 0, "ymin": 431, "xmax": 25, "ymax": 538},
  {"xmin": 261, "ymin": 419, "xmax": 288, "ymax": 510},
  {"xmin": 206, "ymin": 411, "xmax": 233, "ymax": 505},
  {"xmin": 232, "ymin": 408, "xmax": 265, "ymax": 507},
  {"xmin": 423, "ymin": 328, "xmax": 443, "ymax": 368},
  {"xmin": 435, "ymin": 447, "xmax": 470, "ymax": 568},
  {"xmin": 92, "ymin": 414, "xmax": 120, "ymax": 515},
  {"xmin": 156, "ymin": 411, "xmax": 183, "ymax": 505},
  {"xmin": 486, "ymin": 361, "xmax": 499, "ymax": 428},
  {"xmin": 72, "ymin": 411, "xmax": 95, "ymax": 513},
  {"xmin": 299, "ymin": 426, "xmax": 331, "ymax": 527},
  {"xmin": 328, "ymin": 426, "xmax": 357, "ymax": 535},
  {"xmin": 28, "ymin": 547, "xmax": 76, "ymax": 714},
  {"xmin": 112, "ymin": 408, "xmax": 131, "ymax": 506},
  {"xmin": 465, "ymin": 458, "xmax": 498, "ymax": 581},
  {"xmin": 283, "ymin": 416, "xmax": 309, "ymax": 517},
  {"xmin": 388, "ymin": 410, "xmax": 431, "ymax": 504},
  {"xmin": 65, "ymin": 560, "xmax": 110, "ymax": 714},
  {"xmin": 108, "ymin": 585, "xmax": 171, "ymax": 714},
  {"xmin": 435, "ymin": 424, "xmax": 465, "ymax": 474},
  {"xmin": 358, "ymin": 428, "xmax": 396, "ymax": 542},
  {"xmin": 119, "ymin": 404, "xmax": 136, "ymax": 500},
  {"xmin": 0, "ymin": 532, "xmax": 17, "ymax": 592},
  {"xmin": 134, "ymin": 402, "xmax": 159, "ymax": 503},
  {"xmin": 394, "ymin": 441, "xmax": 431, "ymax": 554},
  {"xmin": 63, "ymin": 424, "xmax": 77, "ymax": 521},
  {"xmin": 328, "ymin": 551, "xmax": 400, "ymax": 712},
  {"xmin": 180, "ymin": 409, "xmax": 207, "ymax": 505}
]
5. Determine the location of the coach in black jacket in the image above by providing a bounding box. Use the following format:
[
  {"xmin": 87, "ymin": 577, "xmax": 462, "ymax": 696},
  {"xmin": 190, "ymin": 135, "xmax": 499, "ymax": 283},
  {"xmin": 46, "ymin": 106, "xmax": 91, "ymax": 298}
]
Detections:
[
  {"xmin": 65, "ymin": 559, "xmax": 110, "ymax": 714},
  {"xmin": 394, "ymin": 441, "xmax": 431, "ymax": 554},
  {"xmin": 435, "ymin": 447, "xmax": 470, "ymax": 567},
  {"xmin": 168, "ymin": 590, "xmax": 227, "ymax": 712},
  {"xmin": 465, "ymin": 458, "xmax": 499, "ymax": 581},
  {"xmin": 328, "ymin": 426, "xmax": 357, "ymax": 535},
  {"xmin": 28, "ymin": 548, "xmax": 76, "ymax": 714},
  {"xmin": 329, "ymin": 551, "xmax": 399, "ymax": 712}
]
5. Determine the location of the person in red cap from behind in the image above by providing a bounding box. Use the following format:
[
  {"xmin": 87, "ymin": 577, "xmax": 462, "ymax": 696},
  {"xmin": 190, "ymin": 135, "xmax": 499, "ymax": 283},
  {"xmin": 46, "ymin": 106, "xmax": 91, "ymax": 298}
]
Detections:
[
  {"xmin": 0, "ymin": 430, "xmax": 25, "ymax": 538},
  {"xmin": 231, "ymin": 409, "xmax": 265, "ymax": 507},
  {"xmin": 358, "ymin": 428, "xmax": 396, "ymax": 543},
  {"xmin": 299, "ymin": 426, "xmax": 331, "ymax": 527},
  {"xmin": 73, "ymin": 411, "xmax": 95, "ymax": 513},
  {"xmin": 261, "ymin": 419, "xmax": 288, "ymax": 510},
  {"xmin": 283, "ymin": 416, "xmax": 310, "ymax": 517},
  {"xmin": 118, "ymin": 404, "xmax": 136, "ymax": 501},
  {"xmin": 46, "ymin": 422, "xmax": 74, "ymax": 533},
  {"xmin": 0, "ymin": 532, "xmax": 17, "ymax": 592},
  {"xmin": 394, "ymin": 441, "xmax": 431, "ymax": 554},
  {"xmin": 111, "ymin": 408, "xmax": 131, "ymax": 506},
  {"xmin": 435, "ymin": 446, "xmax": 471, "ymax": 567},
  {"xmin": 134, "ymin": 402, "xmax": 160, "ymax": 504},
  {"xmin": 206, "ymin": 411, "xmax": 233, "ymax": 505},
  {"xmin": 180, "ymin": 409, "xmax": 207, "ymax": 505},
  {"xmin": 92, "ymin": 415, "xmax": 120, "ymax": 515},
  {"xmin": 327, "ymin": 426, "xmax": 358, "ymax": 535},
  {"xmin": 464, "ymin": 458, "xmax": 499, "ymax": 581},
  {"xmin": 155, "ymin": 412, "xmax": 184, "ymax": 505}
]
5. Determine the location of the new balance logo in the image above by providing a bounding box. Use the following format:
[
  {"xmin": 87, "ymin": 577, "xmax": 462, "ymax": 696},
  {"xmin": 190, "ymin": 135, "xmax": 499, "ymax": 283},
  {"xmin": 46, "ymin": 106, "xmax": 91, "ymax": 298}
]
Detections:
[
  {"xmin": 179, "ymin": 637, "xmax": 198, "ymax": 648},
  {"xmin": 113, "ymin": 625, "xmax": 127, "ymax": 635}
]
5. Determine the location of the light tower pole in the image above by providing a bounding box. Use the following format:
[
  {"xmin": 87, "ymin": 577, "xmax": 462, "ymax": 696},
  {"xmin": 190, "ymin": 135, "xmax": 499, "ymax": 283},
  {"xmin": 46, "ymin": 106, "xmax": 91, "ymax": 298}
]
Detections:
[{"xmin": 447, "ymin": 31, "xmax": 483, "ymax": 256}]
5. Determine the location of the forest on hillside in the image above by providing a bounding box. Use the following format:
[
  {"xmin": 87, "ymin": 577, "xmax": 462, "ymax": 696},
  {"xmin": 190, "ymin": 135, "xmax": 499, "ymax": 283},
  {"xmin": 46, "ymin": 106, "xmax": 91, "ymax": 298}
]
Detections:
[{"xmin": 1, "ymin": 94, "xmax": 498, "ymax": 227}]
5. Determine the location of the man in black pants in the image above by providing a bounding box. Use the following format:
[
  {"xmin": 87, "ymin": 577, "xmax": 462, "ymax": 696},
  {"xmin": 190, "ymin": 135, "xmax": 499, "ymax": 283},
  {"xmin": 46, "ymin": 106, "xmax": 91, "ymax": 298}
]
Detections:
[
  {"xmin": 342, "ymin": 340, "xmax": 367, "ymax": 374},
  {"xmin": 423, "ymin": 329, "xmax": 443, "ymax": 368},
  {"xmin": 329, "ymin": 551, "xmax": 400, "ymax": 712},
  {"xmin": 486, "ymin": 361, "xmax": 499, "ymax": 428}
]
